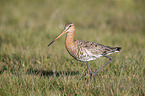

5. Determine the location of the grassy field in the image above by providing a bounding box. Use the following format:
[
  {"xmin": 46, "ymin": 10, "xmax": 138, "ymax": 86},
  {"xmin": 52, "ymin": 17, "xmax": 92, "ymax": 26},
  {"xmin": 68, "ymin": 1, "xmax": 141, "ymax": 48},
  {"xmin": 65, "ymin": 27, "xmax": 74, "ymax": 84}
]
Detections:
[{"xmin": 0, "ymin": 0, "xmax": 145, "ymax": 95}]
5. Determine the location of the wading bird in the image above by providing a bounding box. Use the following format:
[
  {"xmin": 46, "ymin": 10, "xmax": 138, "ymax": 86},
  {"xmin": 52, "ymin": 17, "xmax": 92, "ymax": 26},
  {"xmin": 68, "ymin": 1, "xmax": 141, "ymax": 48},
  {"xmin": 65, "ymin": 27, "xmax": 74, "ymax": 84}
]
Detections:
[{"xmin": 48, "ymin": 22, "xmax": 121, "ymax": 82}]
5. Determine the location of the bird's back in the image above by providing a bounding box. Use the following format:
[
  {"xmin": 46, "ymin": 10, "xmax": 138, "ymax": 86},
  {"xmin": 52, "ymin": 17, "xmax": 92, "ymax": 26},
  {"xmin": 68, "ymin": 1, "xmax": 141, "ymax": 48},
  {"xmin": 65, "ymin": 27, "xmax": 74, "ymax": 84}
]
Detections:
[{"xmin": 73, "ymin": 40, "xmax": 121, "ymax": 61}]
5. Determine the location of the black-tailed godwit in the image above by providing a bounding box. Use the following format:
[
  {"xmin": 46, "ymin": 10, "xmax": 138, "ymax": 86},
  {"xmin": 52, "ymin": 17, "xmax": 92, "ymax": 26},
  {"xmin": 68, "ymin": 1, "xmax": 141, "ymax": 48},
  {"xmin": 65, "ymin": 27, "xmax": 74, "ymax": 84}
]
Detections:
[{"xmin": 48, "ymin": 22, "xmax": 121, "ymax": 82}]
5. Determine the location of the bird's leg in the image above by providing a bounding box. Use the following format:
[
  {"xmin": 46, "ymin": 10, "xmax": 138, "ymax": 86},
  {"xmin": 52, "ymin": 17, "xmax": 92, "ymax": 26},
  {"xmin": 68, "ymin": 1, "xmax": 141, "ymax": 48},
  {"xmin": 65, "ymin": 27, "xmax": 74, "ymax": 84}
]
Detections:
[
  {"xmin": 93, "ymin": 56, "xmax": 112, "ymax": 82},
  {"xmin": 85, "ymin": 61, "xmax": 92, "ymax": 83}
]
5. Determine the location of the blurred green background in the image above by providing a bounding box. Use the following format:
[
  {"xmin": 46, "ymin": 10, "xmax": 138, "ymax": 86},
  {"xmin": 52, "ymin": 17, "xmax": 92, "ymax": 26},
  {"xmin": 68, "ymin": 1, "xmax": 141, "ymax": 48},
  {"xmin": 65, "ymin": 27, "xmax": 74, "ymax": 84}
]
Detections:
[{"xmin": 0, "ymin": 0, "xmax": 145, "ymax": 95}]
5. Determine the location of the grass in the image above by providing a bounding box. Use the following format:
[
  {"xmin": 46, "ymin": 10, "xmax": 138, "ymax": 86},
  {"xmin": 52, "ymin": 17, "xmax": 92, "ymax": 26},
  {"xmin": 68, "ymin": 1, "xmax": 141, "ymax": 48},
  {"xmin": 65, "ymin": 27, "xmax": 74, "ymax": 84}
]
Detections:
[{"xmin": 0, "ymin": 0, "xmax": 145, "ymax": 95}]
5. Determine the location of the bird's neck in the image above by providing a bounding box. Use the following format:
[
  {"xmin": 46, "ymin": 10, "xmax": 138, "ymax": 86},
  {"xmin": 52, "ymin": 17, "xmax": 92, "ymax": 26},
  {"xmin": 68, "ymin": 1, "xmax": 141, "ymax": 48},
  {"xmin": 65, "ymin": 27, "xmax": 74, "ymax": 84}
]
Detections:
[
  {"xmin": 66, "ymin": 31, "xmax": 74, "ymax": 41},
  {"xmin": 65, "ymin": 32, "xmax": 76, "ymax": 52}
]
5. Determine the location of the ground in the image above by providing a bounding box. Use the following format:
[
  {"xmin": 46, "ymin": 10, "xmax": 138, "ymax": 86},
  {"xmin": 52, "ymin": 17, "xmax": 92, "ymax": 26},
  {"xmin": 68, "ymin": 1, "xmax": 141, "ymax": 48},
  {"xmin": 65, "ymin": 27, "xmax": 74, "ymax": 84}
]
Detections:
[{"xmin": 0, "ymin": 0, "xmax": 145, "ymax": 95}]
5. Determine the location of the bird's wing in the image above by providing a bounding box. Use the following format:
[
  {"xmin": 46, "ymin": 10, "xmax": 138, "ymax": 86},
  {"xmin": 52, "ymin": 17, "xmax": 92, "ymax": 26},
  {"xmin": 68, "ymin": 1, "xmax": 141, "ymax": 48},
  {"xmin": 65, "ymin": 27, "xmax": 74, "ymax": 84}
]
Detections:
[{"xmin": 74, "ymin": 40, "xmax": 117, "ymax": 56}]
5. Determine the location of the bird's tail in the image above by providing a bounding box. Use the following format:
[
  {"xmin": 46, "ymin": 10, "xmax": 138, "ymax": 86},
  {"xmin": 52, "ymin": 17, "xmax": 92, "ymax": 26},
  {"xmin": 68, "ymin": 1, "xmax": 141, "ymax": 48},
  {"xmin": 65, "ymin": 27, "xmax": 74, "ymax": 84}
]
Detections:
[{"xmin": 114, "ymin": 47, "xmax": 121, "ymax": 52}]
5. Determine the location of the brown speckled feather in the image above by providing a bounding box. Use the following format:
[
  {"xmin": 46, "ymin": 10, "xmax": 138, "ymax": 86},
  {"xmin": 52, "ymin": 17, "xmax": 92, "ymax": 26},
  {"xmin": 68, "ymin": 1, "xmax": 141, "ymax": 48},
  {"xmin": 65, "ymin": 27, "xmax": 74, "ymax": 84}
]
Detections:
[
  {"xmin": 73, "ymin": 40, "xmax": 121, "ymax": 61},
  {"xmin": 75, "ymin": 40, "xmax": 120, "ymax": 55}
]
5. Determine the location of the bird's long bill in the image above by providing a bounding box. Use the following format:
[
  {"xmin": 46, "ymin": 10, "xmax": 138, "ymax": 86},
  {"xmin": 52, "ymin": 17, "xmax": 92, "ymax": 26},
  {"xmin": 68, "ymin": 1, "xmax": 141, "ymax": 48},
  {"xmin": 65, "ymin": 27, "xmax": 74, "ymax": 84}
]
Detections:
[{"xmin": 48, "ymin": 29, "xmax": 67, "ymax": 47}]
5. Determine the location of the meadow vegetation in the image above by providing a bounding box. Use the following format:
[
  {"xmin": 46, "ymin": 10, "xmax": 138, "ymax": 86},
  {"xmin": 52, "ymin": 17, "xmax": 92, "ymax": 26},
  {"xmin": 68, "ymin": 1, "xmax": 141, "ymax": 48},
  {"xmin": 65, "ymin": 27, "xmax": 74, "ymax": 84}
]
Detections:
[{"xmin": 0, "ymin": 0, "xmax": 145, "ymax": 95}]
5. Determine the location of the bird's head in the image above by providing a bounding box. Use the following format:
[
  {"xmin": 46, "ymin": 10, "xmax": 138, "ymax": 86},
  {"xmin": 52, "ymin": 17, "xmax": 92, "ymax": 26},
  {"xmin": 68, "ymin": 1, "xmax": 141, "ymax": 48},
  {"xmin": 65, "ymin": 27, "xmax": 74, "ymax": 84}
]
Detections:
[{"xmin": 48, "ymin": 22, "xmax": 75, "ymax": 47}]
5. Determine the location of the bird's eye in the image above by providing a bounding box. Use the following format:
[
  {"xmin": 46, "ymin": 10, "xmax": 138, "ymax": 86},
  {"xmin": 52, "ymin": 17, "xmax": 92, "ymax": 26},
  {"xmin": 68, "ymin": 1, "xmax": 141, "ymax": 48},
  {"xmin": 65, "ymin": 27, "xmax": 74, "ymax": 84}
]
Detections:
[{"xmin": 69, "ymin": 25, "xmax": 71, "ymax": 27}]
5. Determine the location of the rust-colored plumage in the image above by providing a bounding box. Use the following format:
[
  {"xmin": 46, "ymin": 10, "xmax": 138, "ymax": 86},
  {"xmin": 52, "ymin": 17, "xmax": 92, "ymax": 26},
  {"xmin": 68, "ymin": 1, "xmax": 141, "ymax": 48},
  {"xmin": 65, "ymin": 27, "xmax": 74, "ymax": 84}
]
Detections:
[{"xmin": 48, "ymin": 22, "xmax": 121, "ymax": 82}]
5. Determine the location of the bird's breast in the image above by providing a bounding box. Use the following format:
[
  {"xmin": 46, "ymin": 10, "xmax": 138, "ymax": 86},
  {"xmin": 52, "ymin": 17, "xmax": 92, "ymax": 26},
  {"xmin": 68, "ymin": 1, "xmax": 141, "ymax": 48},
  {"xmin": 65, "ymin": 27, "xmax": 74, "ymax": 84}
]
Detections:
[{"xmin": 65, "ymin": 40, "xmax": 79, "ymax": 59}]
